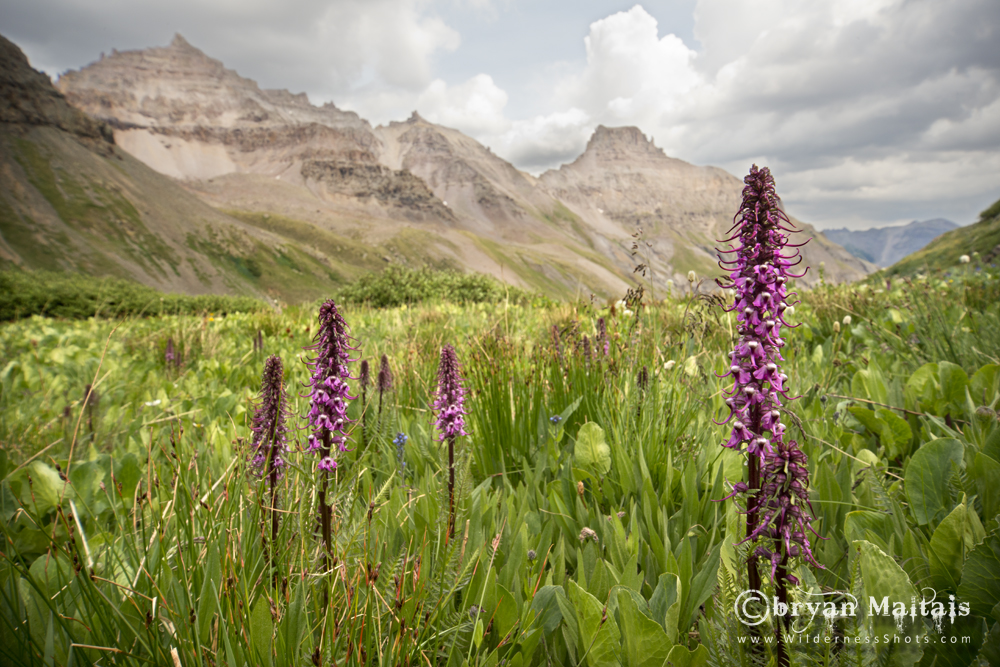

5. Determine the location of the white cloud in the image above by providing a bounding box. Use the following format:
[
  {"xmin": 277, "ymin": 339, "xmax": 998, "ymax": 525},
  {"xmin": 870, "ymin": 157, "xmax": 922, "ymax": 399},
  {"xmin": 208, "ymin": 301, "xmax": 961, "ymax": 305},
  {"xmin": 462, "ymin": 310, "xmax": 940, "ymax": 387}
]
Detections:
[{"xmin": 417, "ymin": 73, "xmax": 509, "ymax": 135}]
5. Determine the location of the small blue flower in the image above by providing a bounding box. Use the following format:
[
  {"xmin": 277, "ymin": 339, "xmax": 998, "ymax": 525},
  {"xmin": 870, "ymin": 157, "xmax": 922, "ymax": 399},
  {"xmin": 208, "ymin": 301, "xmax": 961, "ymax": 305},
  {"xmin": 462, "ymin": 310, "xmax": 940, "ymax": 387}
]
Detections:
[
  {"xmin": 393, "ymin": 432, "xmax": 408, "ymax": 448},
  {"xmin": 550, "ymin": 415, "xmax": 562, "ymax": 425}
]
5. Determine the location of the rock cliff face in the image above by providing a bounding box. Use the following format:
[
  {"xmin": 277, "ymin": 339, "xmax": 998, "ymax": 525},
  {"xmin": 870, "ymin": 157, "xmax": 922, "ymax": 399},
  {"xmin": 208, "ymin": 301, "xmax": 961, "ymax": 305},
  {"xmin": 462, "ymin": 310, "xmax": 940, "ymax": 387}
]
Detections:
[
  {"xmin": 0, "ymin": 35, "xmax": 114, "ymax": 146},
  {"xmin": 50, "ymin": 34, "xmax": 872, "ymax": 296},
  {"xmin": 539, "ymin": 126, "xmax": 876, "ymax": 287},
  {"xmin": 0, "ymin": 35, "xmax": 375, "ymax": 303}
]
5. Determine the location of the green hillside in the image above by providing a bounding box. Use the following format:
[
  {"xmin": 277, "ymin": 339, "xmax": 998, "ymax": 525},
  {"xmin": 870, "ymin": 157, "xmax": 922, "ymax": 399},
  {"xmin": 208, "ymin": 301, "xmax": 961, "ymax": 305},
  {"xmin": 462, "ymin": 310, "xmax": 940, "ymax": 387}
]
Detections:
[{"xmin": 884, "ymin": 197, "xmax": 1000, "ymax": 276}]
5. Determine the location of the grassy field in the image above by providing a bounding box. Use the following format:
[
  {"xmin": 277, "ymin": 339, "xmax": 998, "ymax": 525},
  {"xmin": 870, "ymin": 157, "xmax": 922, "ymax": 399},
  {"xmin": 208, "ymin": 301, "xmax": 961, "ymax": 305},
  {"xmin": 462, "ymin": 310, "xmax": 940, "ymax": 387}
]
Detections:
[{"xmin": 1, "ymin": 266, "xmax": 999, "ymax": 666}]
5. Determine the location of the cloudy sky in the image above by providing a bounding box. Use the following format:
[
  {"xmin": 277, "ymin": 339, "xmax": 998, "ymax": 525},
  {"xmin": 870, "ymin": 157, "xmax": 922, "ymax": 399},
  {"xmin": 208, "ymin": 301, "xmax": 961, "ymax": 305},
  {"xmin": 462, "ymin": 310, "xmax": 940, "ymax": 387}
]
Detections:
[{"xmin": 2, "ymin": 0, "xmax": 999, "ymax": 230}]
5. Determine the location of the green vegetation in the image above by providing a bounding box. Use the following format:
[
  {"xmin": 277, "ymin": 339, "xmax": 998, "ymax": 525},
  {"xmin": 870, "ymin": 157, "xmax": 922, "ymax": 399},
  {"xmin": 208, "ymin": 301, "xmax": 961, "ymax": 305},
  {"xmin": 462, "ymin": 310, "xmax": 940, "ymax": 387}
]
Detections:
[
  {"xmin": 335, "ymin": 264, "xmax": 544, "ymax": 308},
  {"xmin": 0, "ymin": 269, "xmax": 262, "ymax": 321},
  {"xmin": 885, "ymin": 197, "xmax": 1000, "ymax": 277},
  {"xmin": 1, "ymin": 267, "xmax": 999, "ymax": 666}
]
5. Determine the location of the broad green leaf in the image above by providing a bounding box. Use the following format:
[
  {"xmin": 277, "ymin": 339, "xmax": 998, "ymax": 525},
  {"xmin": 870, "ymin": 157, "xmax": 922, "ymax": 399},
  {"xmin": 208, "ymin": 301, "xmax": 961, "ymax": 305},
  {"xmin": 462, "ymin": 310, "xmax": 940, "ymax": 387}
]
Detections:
[
  {"xmin": 855, "ymin": 540, "xmax": 918, "ymax": 628},
  {"xmin": 904, "ymin": 438, "xmax": 964, "ymax": 525},
  {"xmin": 680, "ymin": 542, "xmax": 721, "ymax": 631},
  {"xmin": 198, "ymin": 541, "xmax": 222, "ymax": 639},
  {"xmin": 972, "ymin": 453, "xmax": 1000, "ymax": 524},
  {"xmin": 113, "ymin": 452, "xmax": 142, "ymax": 502},
  {"xmin": 664, "ymin": 644, "xmax": 709, "ymax": 667},
  {"xmin": 28, "ymin": 461, "xmax": 73, "ymax": 514},
  {"xmin": 929, "ymin": 499, "xmax": 985, "ymax": 591},
  {"xmin": 574, "ymin": 422, "xmax": 611, "ymax": 476},
  {"xmin": 494, "ymin": 582, "xmax": 519, "ymax": 641},
  {"xmin": 939, "ymin": 361, "xmax": 970, "ymax": 408},
  {"xmin": 474, "ymin": 618, "xmax": 484, "ymax": 649},
  {"xmin": 875, "ymin": 409, "xmax": 912, "ymax": 457},
  {"xmin": 615, "ymin": 589, "xmax": 672, "ymax": 667},
  {"xmin": 565, "ymin": 579, "xmax": 620, "ymax": 667},
  {"xmin": 845, "ymin": 511, "xmax": 891, "ymax": 552},
  {"xmin": 530, "ymin": 585, "xmax": 565, "ymax": 635},
  {"xmin": 970, "ymin": 363, "xmax": 1000, "ymax": 405},
  {"xmin": 956, "ymin": 529, "xmax": 1000, "ymax": 621},
  {"xmin": 649, "ymin": 572, "xmax": 681, "ymax": 643}
]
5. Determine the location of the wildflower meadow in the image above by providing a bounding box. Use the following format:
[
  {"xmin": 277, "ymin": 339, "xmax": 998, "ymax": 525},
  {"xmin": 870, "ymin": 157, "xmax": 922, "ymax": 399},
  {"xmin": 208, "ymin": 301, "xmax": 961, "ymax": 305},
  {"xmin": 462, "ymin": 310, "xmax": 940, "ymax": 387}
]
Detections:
[{"xmin": 2, "ymin": 168, "xmax": 1000, "ymax": 666}]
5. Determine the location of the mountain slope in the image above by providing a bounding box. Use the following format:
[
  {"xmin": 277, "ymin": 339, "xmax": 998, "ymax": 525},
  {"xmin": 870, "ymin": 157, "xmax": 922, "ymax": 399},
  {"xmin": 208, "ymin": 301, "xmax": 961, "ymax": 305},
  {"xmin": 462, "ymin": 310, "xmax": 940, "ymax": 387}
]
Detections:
[
  {"xmin": 821, "ymin": 218, "xmax": 958, "ymax": 267},
  {"xmin": 884, "ymin": 200, "xmax": 1000, "ymax": 276},
  {"xmin": 51, "ymin": 35, "xmax": 872, "ymax": 297},
  {"xmin": 0, "ymin": 34, "xmax": 375, "ymax": 304},
  {"xmin": 538, "ymin": 126, "xmax": 875, "ymax": 290}
]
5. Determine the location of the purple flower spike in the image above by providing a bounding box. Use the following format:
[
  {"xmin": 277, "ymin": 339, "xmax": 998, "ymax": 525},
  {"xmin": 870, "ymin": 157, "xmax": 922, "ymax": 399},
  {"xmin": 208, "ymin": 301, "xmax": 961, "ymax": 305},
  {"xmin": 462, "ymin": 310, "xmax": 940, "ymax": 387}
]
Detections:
[
  {"xmin": 377, "ymin": 354, "xmax": 393, "ymax": 393},
  {"xmin": 305, "ymin": 300, "xmax": 359, "ymax": 470},
  {"xmin": 248, "ymin": 355, "xmax": 289, "ymax": 480},
  {"xmin": 715, "ymin": 165, "xmax": 821, "ymax": 607},
  {"xmin": 434, "ymin": 345, "xmax": 468, "ymax": 441},
  {"xmin": 747, "ymin": 439, "xmax": 823, "ymax": 579},
  {"xmin": 716, "ymin": 165, "xmax": 804, "ymax": 458}
]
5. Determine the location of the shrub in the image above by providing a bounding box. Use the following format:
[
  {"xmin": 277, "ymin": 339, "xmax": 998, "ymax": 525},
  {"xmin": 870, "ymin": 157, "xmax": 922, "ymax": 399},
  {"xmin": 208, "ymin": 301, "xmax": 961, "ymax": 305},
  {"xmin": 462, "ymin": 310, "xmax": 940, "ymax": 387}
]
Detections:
[
  {"xmin": 0, "ymin": 269, "xmax": 264, "ymax": 321},
  {"xmin": 335, "ymin": 265, "xmax": 539, "ymax": 308}
]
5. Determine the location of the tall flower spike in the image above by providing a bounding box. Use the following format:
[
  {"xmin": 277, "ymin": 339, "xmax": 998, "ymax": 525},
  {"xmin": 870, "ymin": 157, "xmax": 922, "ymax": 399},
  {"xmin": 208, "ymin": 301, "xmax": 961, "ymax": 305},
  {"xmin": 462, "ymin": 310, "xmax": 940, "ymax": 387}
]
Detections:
[
  {"xmin": 435, "ymin": 344, "xmax": 467, "ymax": 538},
  {"xmin": 715, "ymin": 165, "xmax": 815, "ymax": 666},
  {"xmin": 377, "ymin": 354, "xmax": 393, "ymax": 393},
  {"xmin": 249, "ymin": 355, "xmax": 289, "ymax": 479},
  {"xmin": 434, "ymin": 345, "xmax": 468, "ymax": 441},
  {"xmin": 305, "ymin": 300, "xmax": 359, "ymax": 470}
]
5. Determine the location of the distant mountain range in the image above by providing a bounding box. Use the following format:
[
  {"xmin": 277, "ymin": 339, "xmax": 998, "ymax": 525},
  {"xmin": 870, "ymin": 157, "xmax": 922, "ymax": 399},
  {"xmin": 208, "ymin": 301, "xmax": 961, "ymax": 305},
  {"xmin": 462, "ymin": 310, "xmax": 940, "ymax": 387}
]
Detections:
[
  {"xmin": 883, "ymin": 202, "xmax": 1000, "ymax": 276},
  {"xmin": 1, "ymin": 33, "xmax": 873, "ymax": 302},
  {"xmin": 821, "ymin": 219, "xmax": 958, "ymax": 268}
]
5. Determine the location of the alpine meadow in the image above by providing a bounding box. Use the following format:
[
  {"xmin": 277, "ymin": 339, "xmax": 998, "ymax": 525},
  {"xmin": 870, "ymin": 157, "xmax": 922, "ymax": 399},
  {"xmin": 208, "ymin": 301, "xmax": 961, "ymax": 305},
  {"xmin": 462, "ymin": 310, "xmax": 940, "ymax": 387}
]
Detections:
[{"xmin": 3, "ymin": 184, "xmax": 1000, "ymax": 666}]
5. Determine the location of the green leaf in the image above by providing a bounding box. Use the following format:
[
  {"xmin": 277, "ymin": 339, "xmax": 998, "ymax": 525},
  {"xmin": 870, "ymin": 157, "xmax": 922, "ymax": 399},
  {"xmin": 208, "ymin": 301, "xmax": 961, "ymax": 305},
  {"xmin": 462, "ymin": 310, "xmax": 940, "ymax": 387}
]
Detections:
[
  {"xmin": 198, "ymin": 541, "xmax": 222, "ymax": 639},
  {"xmin": 113, "ymin": 452, "xmax": 142, "ymax": 502},
  {"xmin": 648, "ymin": 572, "xmax": 681, "ymax": 643},
  {"xmin": 664, "ymin": 644, "xmax": 709, "ymax": 667},
  {"xmin": 493, "ymin": 582, "xmax": 519, "ymax": 642},
  {"xmin": 970, "ymin": 364, "xmax": 1000, "ymax": 405},
  {"xmin": 530, "ymin": 585, "xmax": 565, "ymax": 635},
  {"xmin": 574, "ymin": 422, "xmax": 611, "ymax": 476},
  {"xmin": 473, "ymin": 618, "xmax": 484, "ymax": 649},
  {"xmin": 972, "ymin": 453, "xmax": 1000, "ymax": 525},
  {"xmin": 250, "ymin": 596, "xmax": 273, "ymax": 667},
  {"xmin": 929, "ymin": 499, "xmax": 984, "ymax": 591},
  {"xmin": 565, "ymin": 579, "xmax": 620, "ymax": 667},
  {"xmin": 845, "ymin": 511, "xmax": 891, "ymax": 552},
  {"xmin": 854, "ymin": 540, "xmax": 925, "ymax": 666},
  {"xmin": 680, "ymin": 541, "xmax": 721, "ymax": 631},
  {"xmin": 875, "ymin": 409, "xmax": 912, "ymax": 457},
  {"xmin": 904, "ymin": 438, "xmax": 964, "ymax": 525},
  {"xmin": 615, "ymin": 589, "xmax": 672, "ymax": 667},
  {"xmin": 939, "ymin": 361, "xmax": 970, "ymax": 408},
  {"xmin": 957, "ymin": 529, "xmax": 1000, "ymax": 621},
  {"xmin": 28, "ymin": 461, "xmax": 72, "ymax": 515}
]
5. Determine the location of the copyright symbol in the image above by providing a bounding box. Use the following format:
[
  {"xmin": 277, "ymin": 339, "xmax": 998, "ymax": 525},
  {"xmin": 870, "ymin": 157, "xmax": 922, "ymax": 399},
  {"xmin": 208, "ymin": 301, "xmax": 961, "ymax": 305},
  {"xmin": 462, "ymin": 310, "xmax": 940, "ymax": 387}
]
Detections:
[{"xmin": 734, "ymin": 589, "xmax": 770, "ymax": 626}]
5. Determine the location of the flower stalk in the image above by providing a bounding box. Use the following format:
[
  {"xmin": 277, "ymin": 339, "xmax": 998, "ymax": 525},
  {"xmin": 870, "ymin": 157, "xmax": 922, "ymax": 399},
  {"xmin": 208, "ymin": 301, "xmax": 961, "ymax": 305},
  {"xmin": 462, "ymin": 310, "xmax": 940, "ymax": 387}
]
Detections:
[
  {"xmin": 716, "ymin": 165, "xmax": 819, "ymax": 666},
  {"xmin": 248, "ymin": 355, "xmax": 289, "ymax": 571},
  {"xmin": 434, "ymin": 344, "xmax": 468, "ymax": 538},
  {"xmin": 305, "ymin": 300, "xmax": 358, "ymax": 565}
]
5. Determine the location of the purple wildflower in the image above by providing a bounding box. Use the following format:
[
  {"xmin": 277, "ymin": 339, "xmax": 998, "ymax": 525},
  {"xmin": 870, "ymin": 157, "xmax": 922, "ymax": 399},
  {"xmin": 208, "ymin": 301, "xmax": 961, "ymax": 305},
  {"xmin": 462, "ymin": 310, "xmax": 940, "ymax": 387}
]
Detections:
[
  {"xmin": 248, "ymin": 355, "xmax": 289, "ymax": 479},
  {"xmin": 305, "ymin": 300, "xmax": 358, "ymax": 468},
  {"xmin": 596, "ymin": 318, "xmax": 609, "ymax": 355},
  {"xmin": 716, "ymin": 166, "xmax": 819, "ymax": 664},
  {"xmin": 165, "ymin": 337, "xmax": 176, "ymax": 367},
  {"xmin": 377, "ymin": 354, "xmax": 393, "ymax": 393},
  {"xmin": 435, "ymin": 344, "xmax": 467, "ymax": 538},
  {"xmin": 433, "ymin": 345, "xmax": 468, "ymax": 442},
  {"xmin": 750, "ymin": 438, "xmax": 823, "ymax": 584}
]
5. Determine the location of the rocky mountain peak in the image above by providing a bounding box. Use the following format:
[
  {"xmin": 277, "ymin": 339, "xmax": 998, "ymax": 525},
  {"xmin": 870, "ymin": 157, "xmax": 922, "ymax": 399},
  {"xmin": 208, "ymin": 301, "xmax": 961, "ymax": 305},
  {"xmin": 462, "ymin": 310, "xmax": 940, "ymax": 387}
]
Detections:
[
  {"xmin": 0, "ymin": 34, "xmax": 114, "ymax": 145},
  {"xmin": 170, "ymin": 33, "xmax": 194, "ymax": 50},
  {"xmin": 583, "ymin": 125, "xmax": 669, "ymax": 162}
]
